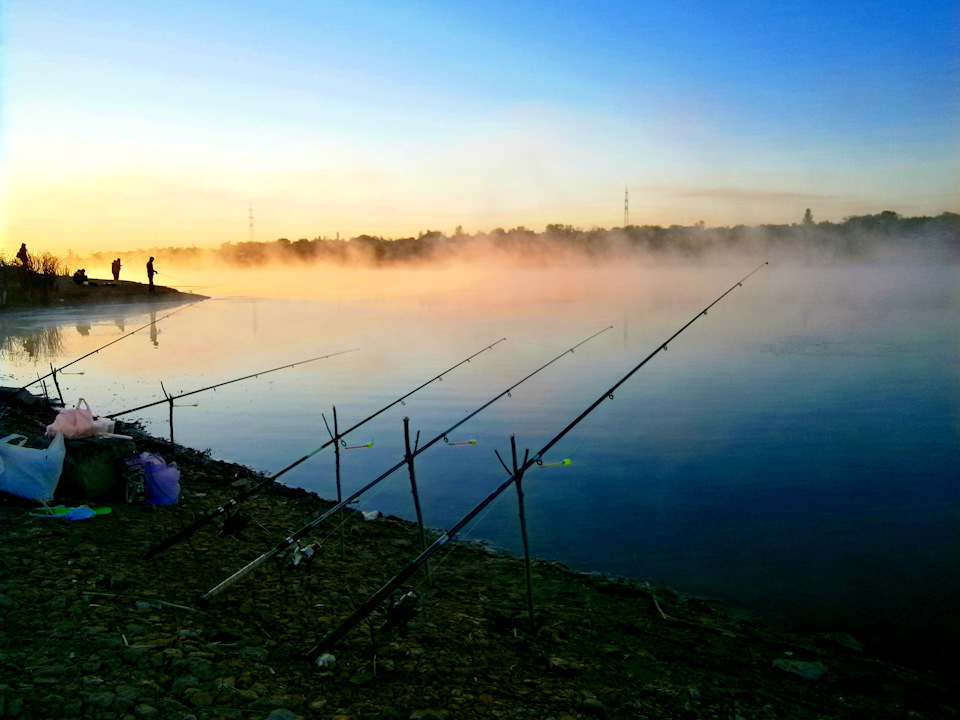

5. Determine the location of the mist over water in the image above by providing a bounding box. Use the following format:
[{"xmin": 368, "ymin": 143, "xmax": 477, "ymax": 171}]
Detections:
[{"xmin": 2, "ymin": 253, "xmax": 957, "ymax": 662}]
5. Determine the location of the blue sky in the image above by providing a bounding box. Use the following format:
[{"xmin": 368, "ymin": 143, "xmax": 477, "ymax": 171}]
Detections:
[{"xmin": 2, "ymin": 0, "xmax": 957, "ymax": 253}]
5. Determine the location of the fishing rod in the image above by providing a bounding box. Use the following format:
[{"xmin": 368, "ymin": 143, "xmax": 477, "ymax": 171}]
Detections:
[
  {"xmin": 142, "ymin": 338, "xmax": 507, "ymax": 560},
  {"xmin": 105, "ymin": 349, "xmax": 359, "ymax": 419},
  {"xmin": 200, "ymin": 325, "xmax": 613, "ymax": 601},
  {"xmin": 305, "ymin": 262, "xmax": 767, "ymax": 658},
  {"xmin": 20, "ymin": 302, "xmax": 199, "ymax": 390}
]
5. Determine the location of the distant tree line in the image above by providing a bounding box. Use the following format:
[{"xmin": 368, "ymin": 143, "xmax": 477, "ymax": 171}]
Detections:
[
  {"xmin": 26, "ymin": 210, "xmax": 957, "ymax": 276},
  {"xmin": 210, "ymin": 211, "xmax": 957, "ymax": 266}
]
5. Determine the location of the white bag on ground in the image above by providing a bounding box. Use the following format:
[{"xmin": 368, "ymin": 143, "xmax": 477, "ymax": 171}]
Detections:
[{"xmin": 0, "ymin": 432, "xmax": 65, "ymax": 503}]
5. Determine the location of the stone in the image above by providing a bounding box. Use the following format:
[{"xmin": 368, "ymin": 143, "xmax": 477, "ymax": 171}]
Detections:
[
  {"xmin": 548, "ymin": 656, "xmax": 585, "ymax": 674},
  {"xmin": 184, "ymin": 688, "xmax": 215, "ymax": 707},
  {"xmin": 238, "ymin": 646, "xmax": 269, "ymax": 662},
  {"xmin": 265, "ymin": 710, "xmax": 304, "ymax": 720},
  {"xmin": 85, "ymin": 691, "xmax": 117, "ymax": 709},
  {"xmin": 170, "ymin": 675, "xmax": 199, "ymax": 696},
  {"xmin": 772, "ymin": 659, "xmax": 829, "ymax": 681}
]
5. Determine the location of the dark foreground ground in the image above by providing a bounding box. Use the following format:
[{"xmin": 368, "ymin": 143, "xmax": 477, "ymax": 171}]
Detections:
[{"xmin": 0, "ymin": 396, "xmax": 957, "ymax": 720}]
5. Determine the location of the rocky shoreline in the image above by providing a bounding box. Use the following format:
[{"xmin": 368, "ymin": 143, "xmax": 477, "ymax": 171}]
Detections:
[{"xmin": 1, "ymin": 394, "xmax": 957, "ymax": 720}]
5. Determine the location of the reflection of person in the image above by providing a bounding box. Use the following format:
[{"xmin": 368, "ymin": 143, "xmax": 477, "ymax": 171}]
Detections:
[
  {"xmin": 146, "ymin": 257, "xmax": 156, "ymax": 293},
  {"xmin": 149, "ymin": 310, "xmax": 159, "ymax": 347},
  {"xmin": 16, "ymin": 243, "xmax": 28, "ymax": 266},
  {"xmin": 112, "ymin": 258, "xmax": 121, "ymax": 281},
  {"xmin": 76, "ymin": 321, "xmax": 91, "ymax": 336}
]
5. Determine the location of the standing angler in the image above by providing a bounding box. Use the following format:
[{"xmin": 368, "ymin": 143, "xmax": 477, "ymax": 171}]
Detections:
[{"xmin": 146, "ymin": 257, "xmax": 156, "ymax": 292}]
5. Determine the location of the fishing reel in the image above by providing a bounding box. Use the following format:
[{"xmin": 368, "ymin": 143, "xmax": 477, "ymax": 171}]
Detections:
[
  {"xmin": 286, "ymin": 541, "xmax": 321, "ymax": 570},
  {"xmin": 218, "ymin": 510, "xmax": 252, "ymax": 539},
  {"xmin": 379, "ymin": 590, "xmax": 420, "ymax": 635}
]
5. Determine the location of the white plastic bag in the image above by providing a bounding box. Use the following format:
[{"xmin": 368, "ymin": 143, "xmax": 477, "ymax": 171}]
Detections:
[
  {"xmin": 45, "ymin": 398, "xmax": 114, "ymax": 438},
  {"xmin": 0, "ymin": 432, "xmax": 65, "ymax": 503}
]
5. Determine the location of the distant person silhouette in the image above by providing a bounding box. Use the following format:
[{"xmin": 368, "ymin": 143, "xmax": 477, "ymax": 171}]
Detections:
[
  {"xmin": 146, "ymin": 257, "xmax": 157, "ymax": 293},
  {"xmin": 16, "ymin": 244, "xmax": 28, "ymax": 266},
  {"xmin": 72, "ymin": 269, "xmax": 88, "ymax": 285},
  {"xmin": 112, "ymin": 258, "xmax": 122, "ymax": 281}
]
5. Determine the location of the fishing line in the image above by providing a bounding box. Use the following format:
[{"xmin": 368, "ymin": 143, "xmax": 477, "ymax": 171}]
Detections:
[
  {"xmin": 406, "ymin": 484, "xmax": 515, "ymax": 592},
  {"xmin": 143, "ymin": 338, "xmax": 508, "ymax": 560},
  {"xmin": 305, "ymin": 262, "xmax": 767, "ymax": 658},
  {"xmin": 105, "ymin": 348, "xmax": 359, "ymax": 419},
  {"xmin": 199, "ymin": 326, "xmax": 612, "ymax": 600}
]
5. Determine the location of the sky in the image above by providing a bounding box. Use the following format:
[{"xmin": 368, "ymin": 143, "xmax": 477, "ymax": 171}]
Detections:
[{"xmin": 1, "ymin": 0, "xmax": 958, "ymax": 255}]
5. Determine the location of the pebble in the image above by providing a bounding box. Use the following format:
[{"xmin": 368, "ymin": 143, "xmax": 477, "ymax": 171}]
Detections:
[{"xmin": 772, "ymin": 659, "xmax": 829, "ymax": 681}]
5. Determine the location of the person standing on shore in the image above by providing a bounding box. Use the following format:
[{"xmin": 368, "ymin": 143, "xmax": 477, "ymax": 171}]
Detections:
[
  {"xmin": 146, "ymin": 257, "xmax": 156, "ymax": 293},
  {"xmin": 16, "ymin": 244, "xmax": 28, "ymax": 266},
  {"xmin": 112, "ymin": 258, "xmax": 121, "ymax": 281}
]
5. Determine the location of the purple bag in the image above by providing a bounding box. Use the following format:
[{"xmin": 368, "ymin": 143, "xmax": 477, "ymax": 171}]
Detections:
[{"xmin": 140, "ymin": 452, "xmax": 181, "ymax": 505}]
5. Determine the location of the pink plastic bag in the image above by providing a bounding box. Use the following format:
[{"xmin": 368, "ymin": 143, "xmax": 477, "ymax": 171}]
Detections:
[
  {"xmin": 46, "ymin": 399, "xmax": 95, "ymax": 438},
  {"xmin": 45, "ymin": 399, "xmax": 114, "ymax": 439}
]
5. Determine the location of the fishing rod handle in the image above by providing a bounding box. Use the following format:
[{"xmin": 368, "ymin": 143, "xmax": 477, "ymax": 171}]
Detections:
[
  {"xmin": 306, "ymin": 536, "xmax": 448, "ymax": 659},
  {"xmin": 201, "ymin": 545, "xmax": 284, "ymax": 601},
  {"xmin": 142, "ymin": 504, "xmax": 233, "ymax": 560}
]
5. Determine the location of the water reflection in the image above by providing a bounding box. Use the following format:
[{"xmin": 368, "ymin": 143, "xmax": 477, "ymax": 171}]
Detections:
[
  {"xmin": 0, "ymin": 320, "xmax": 64, "ymax": 363},
  {"xmin": 149, "ymin": 311, "xmax": 159, "ymax": 348}
]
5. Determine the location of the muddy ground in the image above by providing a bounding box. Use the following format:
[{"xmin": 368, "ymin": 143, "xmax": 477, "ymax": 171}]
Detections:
[{"xmin": 0, "ymin": 395, "xmax": 957, "ymax": 720}]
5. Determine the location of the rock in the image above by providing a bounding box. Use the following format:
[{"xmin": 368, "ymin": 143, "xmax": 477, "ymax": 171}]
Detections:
[
  {"xmin": 170, "ymin": 675, "xmax": 200, "ymax": 696},
  {"xmin": 582, "ymin": 697, "xmax": 607, "ymax": 714},
  {"xmin": 184, "ymin": 687, "xmax": 215, "ymax": 707},
  {"xmin": 266, "ymin": 710, "xmax": 304, "ymax": 720},
  {"xmin": 72, "ymin": 543, "xmax": 100, "ymax": 559},
  {"xmin": 85, "ymin": 691, "xmax": 117, "ymax": 709},
  {"xmin": 115, "ymin": 684, "xmax": 140, "ymax": 702},
  {"xmin": 772, "ymin": 659, "xmax": 829, "ymax": 681},
  {"xmin": 313, "ymin": 652, "xmax": 336, "ymax": 669},
  {"xmin": 171, "ymin": 657, "xmax": 219, "ymax": 680},
  {"xmin": 548, "ymin": 656, "xmax": 586, "ymax": 674},
  {"xmin": 239, "ymin": 646, "xmax": 269, "ymax": 661}
]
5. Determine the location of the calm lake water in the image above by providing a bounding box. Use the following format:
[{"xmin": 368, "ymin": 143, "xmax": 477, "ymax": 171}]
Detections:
[{"xmin": 2, "ymin": 258, "xmax": 957, "ymax": 660}]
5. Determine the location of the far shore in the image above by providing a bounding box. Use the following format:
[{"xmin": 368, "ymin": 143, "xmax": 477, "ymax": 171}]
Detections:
[{"xmin": 1, "ymin": 273, "xmax": 208, "ymax": 309}]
